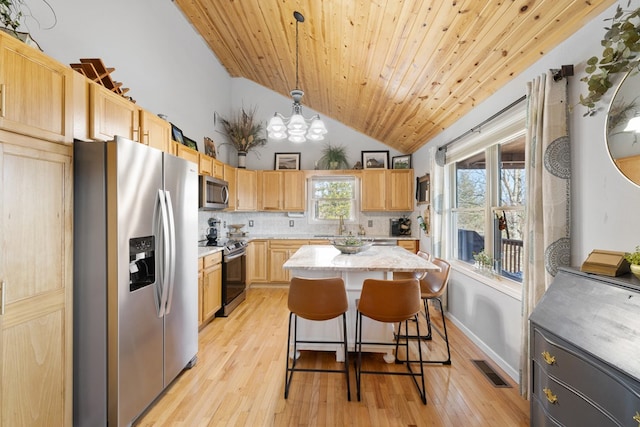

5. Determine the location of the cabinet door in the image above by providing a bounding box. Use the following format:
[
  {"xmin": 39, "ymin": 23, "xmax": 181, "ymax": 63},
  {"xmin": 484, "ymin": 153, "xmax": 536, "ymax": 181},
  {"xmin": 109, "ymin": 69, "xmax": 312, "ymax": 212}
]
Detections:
[
  {"xmin": 213, "ymin": 159, "xmax": 225, "ymax": 179},
  {"xmin": 175, "ymin": 144, "xmax": 200, "ymax": 166},
  {"xmin": 236, "ymin": 169, "xmax": 257, "ymax": 211},
  {"xmin": 197, "ymin": 258, "xmax": 204, "ymax": 327},
  {"xmin": 202, "ymin": 262, "xmax": 222, "ymax": 321},
  {"xmin": 387, "ymin": 169, "xmax": 414, "ymax": 211},
  {"xmin": 140, "ymin": 110, "xmax": 170, "ymax": 152},
  {"xmin": 89, "ymin": 82, "xmax": 139, "ymax": 141},
  {"xmin": 397, "ymin": 239, "xmax": 418, "ymax": 253},
  {"xmin": 260, "ymin": 171, "xmax": 283, "ymax": 210},
  {"xmin": 199, "ymin": 154, "xmax": 213, "ymax": 176},
  {"xmin": 361, "ymin": 169, "xmax": 386, "ymax": 211},
  {"xmin": 223, "ymin": 164, "xmax": 237, "ymax": 211},
  {"xmin": 0, "ymin": 33, "xmax": 73, "ymax": 143},
  {"xmin": 0, "ymin": 141, "xmax": 73, "ymax": 426},
  {"xmin": 248, "ymin": 240, "xmax": 269, "ymax": 283},
  {"xmin": 283, "ymin": 170, "xmax": 306, "ymax": 211},
  {"xmin": 269, "ymin": 249, "xmax": 290, "ymax": 283}
]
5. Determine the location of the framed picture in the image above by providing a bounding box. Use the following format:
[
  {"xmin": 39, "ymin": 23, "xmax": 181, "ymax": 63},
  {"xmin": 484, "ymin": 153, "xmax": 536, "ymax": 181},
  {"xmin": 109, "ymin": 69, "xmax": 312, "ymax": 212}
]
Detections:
[
  {"xmin": 274, "ymin": 152, "xmax": 301, "ymax": 170},
  {"xmin": 170, "ymin": 123, "xmax": 184, "ymax": 144},
  {"xmin": 183, "ymin": 136, "xmax": 198, "ymax": 151},
  {"xmin": 361, "ymin": 150, "xmax": 389, "ymax": 169},
  {"xmin": 392, "ymin": 154, "xmax": 412, "ymax": 169}
]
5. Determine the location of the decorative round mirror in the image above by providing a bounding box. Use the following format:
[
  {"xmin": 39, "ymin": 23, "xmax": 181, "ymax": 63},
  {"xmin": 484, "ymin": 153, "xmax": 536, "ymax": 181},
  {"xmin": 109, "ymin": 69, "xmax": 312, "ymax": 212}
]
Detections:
[{"xmin": 606, "ymin": 70, "xmax": 640, "ymax": 186}]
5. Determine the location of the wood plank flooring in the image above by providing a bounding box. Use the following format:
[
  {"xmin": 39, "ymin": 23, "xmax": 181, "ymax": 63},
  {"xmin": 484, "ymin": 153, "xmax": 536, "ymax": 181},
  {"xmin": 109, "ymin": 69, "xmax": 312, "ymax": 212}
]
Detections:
[{"xmin": 136, "ymin": 287, "xmax": 529, "ymax": 426}]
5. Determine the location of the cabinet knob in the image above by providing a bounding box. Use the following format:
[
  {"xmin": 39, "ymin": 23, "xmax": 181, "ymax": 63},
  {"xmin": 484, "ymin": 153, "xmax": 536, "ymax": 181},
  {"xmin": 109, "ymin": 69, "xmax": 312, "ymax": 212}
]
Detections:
[
  {"xmin": 633, "ymin": 411, "xmax": 640, "ymax": 426},
  {"xmin": 541, "ymin": 351, "xmax": 556, "ymax": 365},
  {"xmin": 543, "ymin": 387, "xmax": 558, "ymax": 404}
]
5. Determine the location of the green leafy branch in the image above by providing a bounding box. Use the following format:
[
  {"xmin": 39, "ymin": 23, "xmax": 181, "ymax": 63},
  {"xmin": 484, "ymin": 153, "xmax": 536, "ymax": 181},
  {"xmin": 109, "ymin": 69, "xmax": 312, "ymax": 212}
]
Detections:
[{"xmin": 579, "ymin": 3, "xmax": 640, "ymax": 116}]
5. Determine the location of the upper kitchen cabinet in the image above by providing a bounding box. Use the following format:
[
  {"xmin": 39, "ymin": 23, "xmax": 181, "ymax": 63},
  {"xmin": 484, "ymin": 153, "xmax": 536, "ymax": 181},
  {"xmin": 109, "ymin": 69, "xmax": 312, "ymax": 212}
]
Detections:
[
  {"xmin": 236, "ymin": 168, "xmax": 257, "ymax": 211},
  {"xmin": 140, "ymin": 109, "xmax": 170, "ymax": 152},
  {"xmin": 88, "ymin": 81, "xmax": 139, "ymax": 141},
  {"xmin": 386, "ymin": 169, "xmax": 414, "ymax": 211},
  {"xmin": 258, "ymin": 170, "xmax": 305, "ymax": 212},
  {"xmin": 0, "ymin": 139, "xmax": 73, "ymax": 425},
  {"xmin": 223, "ymin": 164, "xmax": 237, "ymax": 211},
  {"xmin": 361, "ymin": 169, "xmax": 414, "ymax": 211},
  {"xmin": 0, "ymin": 32, "xmax": 73, "ymax": 144}
]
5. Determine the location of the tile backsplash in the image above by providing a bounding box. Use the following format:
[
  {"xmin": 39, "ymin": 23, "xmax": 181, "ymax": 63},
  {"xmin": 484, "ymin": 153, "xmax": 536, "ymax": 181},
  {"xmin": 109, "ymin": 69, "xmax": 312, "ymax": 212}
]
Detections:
[{"xmin": 198, "ymin": 210, "xmax": 419, "ymax": 240}]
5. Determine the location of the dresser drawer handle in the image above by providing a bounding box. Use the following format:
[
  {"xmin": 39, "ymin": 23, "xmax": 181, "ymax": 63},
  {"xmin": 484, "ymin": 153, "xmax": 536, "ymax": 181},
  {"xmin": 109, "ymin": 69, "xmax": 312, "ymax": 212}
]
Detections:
[
  {"xmin": 543, "ymin": 387, "xmax": 558, "ymax": 404},
  {"xmin": 541, "ymin": 351, "xmax": 556, "ymax": 365},
  {"xmin": 633, "ymin": 411, "xmax": 640, "ymax": 426}
]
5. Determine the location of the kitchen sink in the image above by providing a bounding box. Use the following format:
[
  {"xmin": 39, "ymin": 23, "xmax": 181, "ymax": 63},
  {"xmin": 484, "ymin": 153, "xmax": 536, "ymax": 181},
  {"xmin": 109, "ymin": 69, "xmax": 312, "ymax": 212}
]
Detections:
[{"xmin": 313, "ymin": 234, "xmax": 338, "ymax": 238}]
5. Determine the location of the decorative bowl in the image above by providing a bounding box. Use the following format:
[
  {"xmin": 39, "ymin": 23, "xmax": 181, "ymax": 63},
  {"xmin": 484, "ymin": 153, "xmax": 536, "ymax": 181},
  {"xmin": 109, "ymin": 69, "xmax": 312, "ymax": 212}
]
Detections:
[{"xmin": 331, "ymin": 237, "xmax": 373, "ymax": 254}]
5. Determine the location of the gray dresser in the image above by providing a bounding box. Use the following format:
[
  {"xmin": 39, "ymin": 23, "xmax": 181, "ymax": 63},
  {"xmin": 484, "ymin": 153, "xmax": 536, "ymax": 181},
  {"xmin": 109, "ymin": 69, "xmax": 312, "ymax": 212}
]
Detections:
[{"xmin": 529, "ymin": 268, "xmax": 640, "ymax": 426}]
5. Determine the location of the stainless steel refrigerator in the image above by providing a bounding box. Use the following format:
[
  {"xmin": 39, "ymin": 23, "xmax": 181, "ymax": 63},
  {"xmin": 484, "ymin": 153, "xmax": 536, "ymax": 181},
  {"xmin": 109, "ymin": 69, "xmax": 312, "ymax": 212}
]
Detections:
[{"xmin": 73, "ymin": 137, "xmax": 199, "ymax": 426}]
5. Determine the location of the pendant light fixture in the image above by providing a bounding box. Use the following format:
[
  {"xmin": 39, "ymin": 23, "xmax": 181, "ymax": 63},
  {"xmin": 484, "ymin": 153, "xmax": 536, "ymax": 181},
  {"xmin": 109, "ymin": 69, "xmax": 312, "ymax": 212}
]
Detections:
[{"xmin": 267, "ymin": 11, "xmax": 327, "ymax": 143}]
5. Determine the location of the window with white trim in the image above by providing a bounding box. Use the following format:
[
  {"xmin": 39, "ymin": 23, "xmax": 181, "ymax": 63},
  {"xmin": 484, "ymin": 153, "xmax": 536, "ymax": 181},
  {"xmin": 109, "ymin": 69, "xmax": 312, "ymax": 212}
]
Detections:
[
  {"xmin": 446, "ymin": 103, "xmax": 526, "ymax": 283},
  {"xmin": 308, "ymin": 176, "xmax": 359, "ymax": 223}
]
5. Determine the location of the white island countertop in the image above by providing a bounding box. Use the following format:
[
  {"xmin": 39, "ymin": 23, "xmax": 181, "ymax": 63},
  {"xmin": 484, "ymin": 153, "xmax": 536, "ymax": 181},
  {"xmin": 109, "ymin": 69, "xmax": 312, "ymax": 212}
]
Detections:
[{"xmin": 283, "ymin": 245, "xmax": 439, "ymax": 273}]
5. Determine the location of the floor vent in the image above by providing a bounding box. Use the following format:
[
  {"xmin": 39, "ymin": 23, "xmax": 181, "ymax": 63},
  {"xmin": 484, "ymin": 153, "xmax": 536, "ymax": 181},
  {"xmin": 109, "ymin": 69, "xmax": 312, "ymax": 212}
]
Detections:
[{"xmin": 471, "ymin": 360, "xmax": 511, "ymax": 388}]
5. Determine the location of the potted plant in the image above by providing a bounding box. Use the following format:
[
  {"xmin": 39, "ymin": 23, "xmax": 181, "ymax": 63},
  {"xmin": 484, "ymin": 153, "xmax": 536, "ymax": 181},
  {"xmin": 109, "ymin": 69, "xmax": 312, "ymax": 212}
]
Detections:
[
  {"xmin": 473, "ymin": 250, "xmax": 493, "ymax": 272},
  {"xmin": 624, "ymin": 245, "xmax": 640, "ymax": 279},
  {"xmin": 318, "ymin": 143, "xmax": 349, "ymax": 170},
  {"xmin": 0, "ymin": 0, "xmax": 22, "ymax": 32},
  {"xmin": 219, "ymin": 106, "xmax": 267, "ymax": 168},
  {"xmin": 579, "ymin": 4, "xmax": 640, "ymax": 116}
]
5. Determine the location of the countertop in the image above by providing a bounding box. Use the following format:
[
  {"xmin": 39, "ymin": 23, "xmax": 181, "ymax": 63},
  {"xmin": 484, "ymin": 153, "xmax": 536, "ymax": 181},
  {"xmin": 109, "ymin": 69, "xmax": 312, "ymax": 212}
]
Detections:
[
  {"xmin": 282, "ymin": 245, "xmax": 438, "ymax": 273},
  {"xmin": 198, "ymin": 246, "xmax": 224, "ymax": 258},
  {"xmin": 241, "ymin": 234, "xmax": 417, "ymax": 241}
]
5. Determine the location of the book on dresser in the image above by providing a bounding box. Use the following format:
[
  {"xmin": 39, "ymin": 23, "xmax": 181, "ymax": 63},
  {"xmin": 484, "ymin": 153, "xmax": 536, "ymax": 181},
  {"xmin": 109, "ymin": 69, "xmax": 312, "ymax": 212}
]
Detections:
[{"xmin": 580, "ymin": 249, "xmax": 630, "ymax": 277}]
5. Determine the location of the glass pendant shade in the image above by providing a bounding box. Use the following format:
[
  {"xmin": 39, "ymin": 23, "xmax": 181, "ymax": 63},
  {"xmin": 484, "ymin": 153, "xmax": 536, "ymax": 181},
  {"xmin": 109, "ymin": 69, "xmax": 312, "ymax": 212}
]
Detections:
[{"xmin": 624, "ymin": 116, "xmax": 640, "ymax": 132}]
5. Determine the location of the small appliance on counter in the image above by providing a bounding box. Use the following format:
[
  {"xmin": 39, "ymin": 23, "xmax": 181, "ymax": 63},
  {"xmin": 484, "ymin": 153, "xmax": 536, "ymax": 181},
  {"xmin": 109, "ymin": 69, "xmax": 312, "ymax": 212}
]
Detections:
[
  {"xmin": 390, "ymin": 216, "xmax": 412, "ymax": 236},
  {"xmin": 206, "ymin": 217, "xmax": 221, "ymax": 246}
]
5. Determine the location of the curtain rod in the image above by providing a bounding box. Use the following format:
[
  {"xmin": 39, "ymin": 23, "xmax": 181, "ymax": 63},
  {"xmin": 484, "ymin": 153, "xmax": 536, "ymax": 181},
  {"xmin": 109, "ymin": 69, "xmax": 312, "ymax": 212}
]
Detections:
[
  {"xmin": 436, "ymin": 64, "xmax": 573, "ymax": 157},
  {"xmin": 437, "ymin": 94, "xmax": 526, "ymax": 155}
]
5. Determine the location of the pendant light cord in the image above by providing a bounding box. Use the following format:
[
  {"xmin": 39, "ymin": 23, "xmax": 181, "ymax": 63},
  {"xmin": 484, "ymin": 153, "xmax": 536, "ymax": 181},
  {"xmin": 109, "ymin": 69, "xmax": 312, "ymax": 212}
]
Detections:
[{"xmin": 293, "ymin": 11, "xmax": 304, "ymax": 91}]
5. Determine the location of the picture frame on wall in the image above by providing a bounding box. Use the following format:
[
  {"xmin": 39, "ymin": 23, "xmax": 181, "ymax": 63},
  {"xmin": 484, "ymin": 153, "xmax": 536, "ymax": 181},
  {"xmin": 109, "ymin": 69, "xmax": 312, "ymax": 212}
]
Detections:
[
  {"xmin": 361, "ymin": 150, "xmax": 389, "ymax": 169},
  {"xmin": 392, "ymin": 154, "xmax": 412, "ymax": 169},
  {"xmin": 274, "ymin": 152, "xmax": 301, "ymax": 170}
]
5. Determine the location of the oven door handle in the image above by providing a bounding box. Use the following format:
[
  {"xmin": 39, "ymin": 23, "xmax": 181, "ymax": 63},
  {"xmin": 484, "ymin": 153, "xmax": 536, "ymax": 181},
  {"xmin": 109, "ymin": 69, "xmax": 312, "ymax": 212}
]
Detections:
[{"xmin": 224, "ymin": 251, "xmax": 246, "ymax": 262}]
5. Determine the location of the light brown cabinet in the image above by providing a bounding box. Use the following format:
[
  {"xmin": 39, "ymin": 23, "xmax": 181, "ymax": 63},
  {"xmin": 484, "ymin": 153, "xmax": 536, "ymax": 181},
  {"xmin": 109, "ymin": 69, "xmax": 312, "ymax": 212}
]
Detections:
[
  {"xmin": 0, "ymin": 139, "xmax": 73, "ymax": 426},
  {"xmin": 397, "ymin": 239, "xmax": 419, "ymax": 253},
  {"xmin": 199, "ymin": 154, "xmax": 214, "ymax": 176},
  {"xmin": 88, "ymin": 81, "xmax": 139, "ymax": 141},
  {"xmin": 199, "ymin": 252, "xmax": 222, "ymax": 327},
  {"xmin": 268, "ymin": 240, "xmax": 308, "ymax": 283},
  {"xmin": 248, "ymin": 240, "xmax": 269, "ymax": 284},
  {"xmin": 140, "ymin": 109, "xmax": 171, "ymax": 152},
  {"xmin": 175, "ymin": 142, "xmax": 200, "ymax": 166},
  {"xmin": 224, "ymin": 164, "xmax": 237, "ymax": 211},
  {"xmin": 258, "ymin": 170, "xmax": 306, "ymax": 211},
  {"xmin": 361, "ymin": 169, "xmax": 414, "ymax": 211},
  {"xmin": 0, "ymin": 32, "xmax": 73, "ymax": 143},
  {"xmin": 236, "ymin": 168, "xmax": 257, "ymax": 211}
]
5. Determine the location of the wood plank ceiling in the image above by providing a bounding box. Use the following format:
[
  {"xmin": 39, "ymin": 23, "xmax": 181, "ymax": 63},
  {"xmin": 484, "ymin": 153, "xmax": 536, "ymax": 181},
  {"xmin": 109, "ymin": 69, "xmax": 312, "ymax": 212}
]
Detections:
[{"xmin": 175, "ymin": 0, "xmax": 615, "ymax": 154}]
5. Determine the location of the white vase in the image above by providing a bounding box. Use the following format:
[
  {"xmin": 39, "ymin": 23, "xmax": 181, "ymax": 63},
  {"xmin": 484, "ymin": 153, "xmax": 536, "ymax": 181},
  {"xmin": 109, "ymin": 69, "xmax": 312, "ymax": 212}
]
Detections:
[
  {"xmin": 631, "ymin": 264, "xmax": 640, "ymax": 280},
  {"xmin": 237, "ymin": 151, "xmax": 247, "ymax": 168}
]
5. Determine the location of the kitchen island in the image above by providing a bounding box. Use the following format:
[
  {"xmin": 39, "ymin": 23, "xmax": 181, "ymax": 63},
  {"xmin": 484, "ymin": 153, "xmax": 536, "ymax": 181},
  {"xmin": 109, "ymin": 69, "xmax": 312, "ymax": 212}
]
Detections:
[{"xmin": 283, "ymin": 245, "xmax": 439, "ymax": 361}]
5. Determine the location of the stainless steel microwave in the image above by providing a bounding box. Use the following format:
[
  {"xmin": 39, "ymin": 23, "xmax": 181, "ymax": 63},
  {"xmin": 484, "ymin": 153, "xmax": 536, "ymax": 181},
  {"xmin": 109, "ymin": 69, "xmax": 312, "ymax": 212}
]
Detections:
[{"xmin": 199, "ymin": 176, "xmax": 229, "ymax": 210}]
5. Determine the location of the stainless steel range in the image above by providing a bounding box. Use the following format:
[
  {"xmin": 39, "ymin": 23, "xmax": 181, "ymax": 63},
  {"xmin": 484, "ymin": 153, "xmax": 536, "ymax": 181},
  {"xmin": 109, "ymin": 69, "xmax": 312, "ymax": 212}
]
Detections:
[{"xmin": 217, "ymin": 239, "xmax": 248, "ymax": 317}]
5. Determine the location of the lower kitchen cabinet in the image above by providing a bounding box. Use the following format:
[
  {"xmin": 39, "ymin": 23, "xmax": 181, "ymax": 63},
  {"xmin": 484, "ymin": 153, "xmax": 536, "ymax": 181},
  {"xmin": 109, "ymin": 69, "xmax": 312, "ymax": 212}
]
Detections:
[
  {"xmin": 268, "ymin": 240, "xmax": 308, "ymax": 284},
  {"xmin": 397, "ymin": 239, "xmax": 418, "ymax": 253},
  {"xmin": 0, "ymin": 138, "xmax": 73, "ymax": 426},
  {"xmin": 248, "ymin": 240, "xmax": 269, "ymax": 284},
  {"xmin": 199, "ymin": 252, "xmax": 222, "ymax": 327}
]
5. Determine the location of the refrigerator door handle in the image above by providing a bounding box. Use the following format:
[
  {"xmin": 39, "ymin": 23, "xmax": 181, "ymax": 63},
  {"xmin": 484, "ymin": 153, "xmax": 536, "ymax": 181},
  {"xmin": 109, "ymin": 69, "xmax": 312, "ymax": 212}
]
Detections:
[
  {"xmin": 154, "ymin": 188, "xmax": 171, "ymax": 317},
  {"xmin": 164, "ymin": 190, "xmax": 177, "ymax": 314}
]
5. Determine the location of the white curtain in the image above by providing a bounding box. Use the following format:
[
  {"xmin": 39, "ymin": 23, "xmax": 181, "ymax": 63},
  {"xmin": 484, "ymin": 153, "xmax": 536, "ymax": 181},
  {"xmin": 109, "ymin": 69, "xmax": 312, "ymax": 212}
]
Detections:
[
  {"xmin": 519, "ymin": 71, "xmax": 571, "ymax": 397},
  {"xmin": 429, "ymin": 145, "xmax": 447, "ymax": 309}
]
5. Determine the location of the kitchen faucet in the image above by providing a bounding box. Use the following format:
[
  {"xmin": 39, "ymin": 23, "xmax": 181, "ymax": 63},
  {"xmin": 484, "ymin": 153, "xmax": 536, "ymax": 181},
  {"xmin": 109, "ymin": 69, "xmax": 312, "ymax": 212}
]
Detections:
[{"xmin": 337, "ymin": 215, "xmax": 346, "ymax": 235}]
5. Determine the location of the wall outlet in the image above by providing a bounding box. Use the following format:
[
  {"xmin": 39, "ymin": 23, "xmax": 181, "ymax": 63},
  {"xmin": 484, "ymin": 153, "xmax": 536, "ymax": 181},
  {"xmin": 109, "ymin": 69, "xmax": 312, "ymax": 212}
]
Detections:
[
  {"xmin": 368, "ymin": 220, "xmax": 373, "ymax": 227},
  {"xmin": 289, "ymin": 220, "xmax": 294, "ymax": 227},
  {"xmin": 248, "ymin": 220, "xmax": 254, "ymax": 227}
]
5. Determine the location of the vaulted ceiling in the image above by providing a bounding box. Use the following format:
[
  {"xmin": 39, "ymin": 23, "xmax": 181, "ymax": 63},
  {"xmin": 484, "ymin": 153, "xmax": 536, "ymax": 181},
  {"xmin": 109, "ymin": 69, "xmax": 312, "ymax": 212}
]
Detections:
[{"xmin": 174, "ymin": 0, "xmax": 615, "ymax": 154}]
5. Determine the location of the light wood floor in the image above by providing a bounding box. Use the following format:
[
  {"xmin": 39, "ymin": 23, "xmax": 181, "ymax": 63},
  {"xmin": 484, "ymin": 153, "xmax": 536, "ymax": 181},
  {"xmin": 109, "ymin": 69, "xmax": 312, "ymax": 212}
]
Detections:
[{"xmin": 136, "ymin": 287, "xmax": 530, "ymax": 426}]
